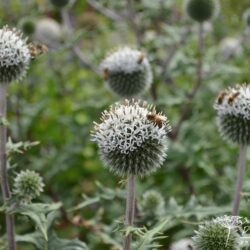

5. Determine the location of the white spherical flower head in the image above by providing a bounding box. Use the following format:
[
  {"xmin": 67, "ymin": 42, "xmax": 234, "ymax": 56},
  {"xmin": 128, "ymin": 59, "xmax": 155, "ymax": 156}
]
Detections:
[
  {"xmin": 0, "ymin": 26, "xmax": 31, "ymax": 84},
  {"xmin": 219, "ymin": 37, "xmax": 243, "ymax": 60},
  {"xmin": 100, "ymin": 47, "xmax": 153, "ymax": 97},
  {"xmin": 214, "ymin": 84, "xmax": 250, "ymax": 145},
  {"xmin": 92, "ymin": 100, "xmax": 171, "ymax": 177},
  {"xmin": 14, "ymin": 170, "xmax": 45, "ymax": 203},
  {"xmin": 34, "ymin": 18, "xmax": 62, "ymax": 47}
]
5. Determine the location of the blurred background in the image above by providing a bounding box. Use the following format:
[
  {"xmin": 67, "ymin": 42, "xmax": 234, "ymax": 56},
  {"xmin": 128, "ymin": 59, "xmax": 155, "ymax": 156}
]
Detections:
[{"xmin": 1, "ymin": 0, "xmax": 250, "ymax": 249}]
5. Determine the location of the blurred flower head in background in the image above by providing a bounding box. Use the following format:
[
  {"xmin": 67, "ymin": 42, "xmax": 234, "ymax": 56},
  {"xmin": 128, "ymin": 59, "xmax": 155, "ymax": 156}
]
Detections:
[
  {"xmin": 219, "ymin": 37, "xmax": 243, "ymax": 60},
  {"xmin": 185, "ymin": 0, "xmax": 220, "ymax": 23},
  {"xmin": 34, "ymin": 18, "xmax": 63, "ymax": 48}
]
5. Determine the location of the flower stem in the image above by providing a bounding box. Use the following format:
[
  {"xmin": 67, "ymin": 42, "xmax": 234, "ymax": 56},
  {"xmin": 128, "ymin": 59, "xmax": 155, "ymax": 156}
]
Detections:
[
  {"xmin": 0, "ymin": 84, "xmax": 16, "ymax": 250},
  {"xmin": 123, "ymin": 174, "xmax": 136, "ymax": 250},
  {"xmin": 232, "ymin": 144, "xmax": 247, "ymax": 216}
]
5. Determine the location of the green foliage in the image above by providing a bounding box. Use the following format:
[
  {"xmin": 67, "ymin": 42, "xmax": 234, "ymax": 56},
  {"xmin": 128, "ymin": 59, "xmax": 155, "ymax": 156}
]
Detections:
[
  {"xmin": 1, "ymin": 0, "xmax": 250, "ymax": 249},
  {"xmin": 10, "ymin": 203, "xmax": 88, "ymax": 249}
]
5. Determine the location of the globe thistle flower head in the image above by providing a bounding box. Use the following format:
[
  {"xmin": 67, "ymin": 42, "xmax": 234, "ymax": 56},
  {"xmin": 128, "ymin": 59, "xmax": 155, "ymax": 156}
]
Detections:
[
  {"xmin": 19, "ymin": 17, "xmax": 36, "ymax": 36},
  {"xmin": 219, "ymin": 37, "xmax": 243, "ymax": 60},
  {"xmin": 92, "ymin": 99, "xmax": 171, "ymax": 177},
  {"xmin": 50, "ymin": 0, "xmax": 69, "ymax": 8},
  {"xmin": 34, "ymin": 18, "xmax": 62, "ymax": 48},
  {"xmin": 0, "ymin": 26, "xmax": 31, "ymax": 84},
  {"xmin": 13, "ymin": 170, "xmax": 45, "ymax": 203},
  {"xmin": 243, "ymin": 9, "xmax": 250, "ymax": 28},
  {"xmin": 141, "ymin": 190, "xmax": 165, "ymax": 215},
  {"xmin": 214, "ymin": 84, "xmax": 250, "ymax": 145},
  {"xmin": 185, "ymin": 0, "xmax": 220, "ymax": 23},
  {"xmin": 100, "ymin": 47, "xmax": 153, "ymax": 97},
  {"xmin": 193, "ymin": 216, "xmax": 241, "ymax": 250}
]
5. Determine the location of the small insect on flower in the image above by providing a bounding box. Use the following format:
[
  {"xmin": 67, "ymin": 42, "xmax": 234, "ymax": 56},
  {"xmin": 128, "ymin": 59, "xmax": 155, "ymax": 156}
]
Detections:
[
  {"xmin": 29, "ymin": 43, "xmax": 48, "ymax": 59},
  {"xmin": 228, "ymin": 92, "xmax": 240, "ymax": 105},
  {"xmin": 146, "ymin": 113, "xmax": 167, "ymax": 128},
  {"xmin": 103, "ymin": 68, "xmax": 109, "ymax": 80},
  {"xmin": 137, "ymin": 53, "xmax": 145, "ymax": 64},
  {"xmin": 217, "ymin": 91, "xmax": 228, "ymax": 105}
]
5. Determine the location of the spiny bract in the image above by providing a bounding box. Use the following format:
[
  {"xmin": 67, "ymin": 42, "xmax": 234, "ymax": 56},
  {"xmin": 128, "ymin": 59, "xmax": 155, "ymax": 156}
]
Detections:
[
  {"xmin": 100, "ymin": 47, "xmax": 153, "ymax": 97},
  {"xmin": 0, "ymin": 26, "xmax": 31, "ymax": 84},
  {"xmin": 92, "ymin": 99, "xmax": 171, "ymax": 177},
  {"xmin": 214, "ymin": 84, "xmax": 250, "ymax": 145},
  {"xmin": 193, "ymin": 216, "xmax": 241, "ymax": 250},
  {"xmin": 13, "ymin": 170, "xmax": 45, "ymax": 203},
  {"xmin": 185, "ymin": 0, "xmax": 220, "ymax": 23}
]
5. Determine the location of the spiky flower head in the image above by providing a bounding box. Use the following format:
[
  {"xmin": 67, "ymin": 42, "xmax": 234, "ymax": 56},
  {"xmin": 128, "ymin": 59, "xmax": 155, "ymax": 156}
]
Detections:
[
  {"xmin": 243, "ymin": 9, "xmax": 250, "ymax": 28},
  {"xmin": 141, "ymin": 190, "xmax": 165, "ymax": 215},
  {"xmin": 34, "ymin": 18, "xmax": 62, "ymax": 47},
  {"xmin": 50, "ymin": 0, "xmax": 69, "ymax": 8},
  {"xmin": 100, "ymin": 47, "xmax": 153, "ymax": 97},
  {"xmin": 13, "ymin": 170, "xmax": 45, "ymax": 203},
  {"xmin": 92, "ymin": 100, "xmax": 171, "ymax": 177},
  {"xmin": 219, "ymin": 37, "xmax": 243, "ymax": 60},
  {"xmin": 185, "ymin": 0, "xmax": 220, "ymax": 23},
  {"xmin": 19, "ymin": 17, "xmax": 36, "ymax": 36},
  {"xmin": 193, "ymin": 216, "xmax": 241, "ymax": 250},
  {"xmin": 0, "ymin": 26, "xmax": 31, "ymax": 84},
  {"xmin": 214, "ymin": 84, "xmax": 250, "ymax": 145}
]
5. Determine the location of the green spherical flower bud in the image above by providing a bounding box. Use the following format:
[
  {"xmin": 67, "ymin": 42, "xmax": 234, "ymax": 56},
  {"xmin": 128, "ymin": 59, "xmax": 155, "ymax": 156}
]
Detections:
[
  {"xmin": 92, "ymin": 99, "xmax": 171, "ymax": 177},
  {"xmin": 185, "ymin": 0, "xmax": 220, "ymax": 23},
  {"xmin": 19, "ymin": 17, "xmax": 36, "ymax": 36},
  {"xmin": 50, "ymin": 0, "xmax": 69, "ymax": 8},
  {"xmin": 100, "ymin": 47, "xmax": 153, "ymax": 97},
  {"xmin": 14, "ymin": 170, "xmax": 45, "ymax": 203},
  {"xmin": 141, "ymin": 190, "xmax": 165, "ymax": 215},
  {"xmin": 0, "ymin": 26, "xmax": 31, "ymax": 84},
  {"xmin": 243, "ymin": 9, "xmax": 250, "ymax": 27},
  {"xmin": 193, "ymin": 216, "xmax": 241, "ymax": 250},
  {"xmin": 214, "ymin": 84, "xmax": 250, "ymax": 145}
]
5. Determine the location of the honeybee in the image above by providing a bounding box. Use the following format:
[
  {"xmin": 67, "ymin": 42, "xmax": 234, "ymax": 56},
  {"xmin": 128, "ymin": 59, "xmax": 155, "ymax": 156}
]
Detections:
[
  {"xmin": 146, "ymin": 113, "xmax": 166, "ymax": 128},
  {"xmin": 29, "ymin": 44, "xmax": 48, "ymax": 59},
  {"xmin": 217, "ymin": 91, "xmax": 227, "ymax": 105},
  {"xmin": 103, "ymin": 68, "xmax": 110, "ymax": 80},
  {"xmin": 137, "ymin": 53, "xmax": 145, "ymax": 64},
  {"xmin": 228, "ymin": 92, "xmax": 240, "ymax": 105}
]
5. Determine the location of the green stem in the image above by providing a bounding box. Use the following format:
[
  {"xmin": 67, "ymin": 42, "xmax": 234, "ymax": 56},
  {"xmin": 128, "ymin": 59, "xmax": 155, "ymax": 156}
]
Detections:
[
  {"xmin": 123, "ymin": 174, "xmax": 136, "ymax": 250},
  {"xmin": 232, "ymin": 145, "xmax": 247, "ymax": 215},
  {"xmin": 0, "ymin": 84, "xmax": 16, "ymax": 250}
]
